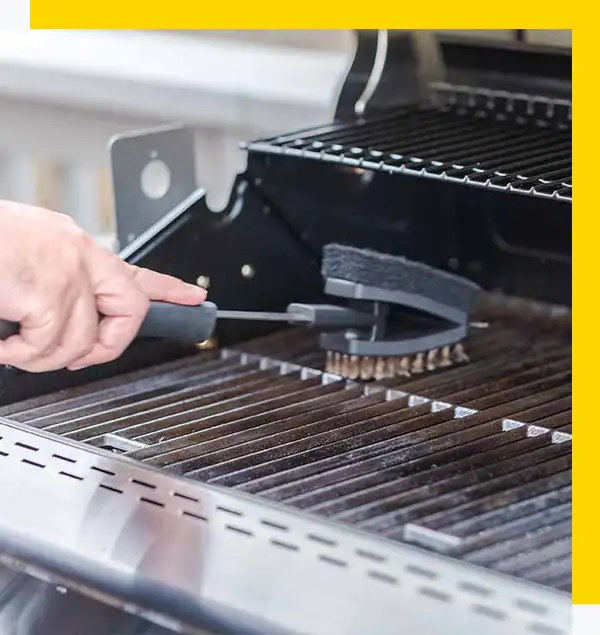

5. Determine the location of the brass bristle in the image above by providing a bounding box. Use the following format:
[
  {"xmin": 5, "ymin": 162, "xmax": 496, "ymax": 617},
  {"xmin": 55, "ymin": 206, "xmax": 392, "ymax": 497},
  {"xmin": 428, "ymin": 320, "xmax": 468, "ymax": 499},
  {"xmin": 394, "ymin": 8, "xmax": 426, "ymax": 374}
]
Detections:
[
  {"xmin": 439, "ymin": 345, "xmax": 453, "ymax": 368},
  {"xmin": 426, "ymin": 348, "xmax": 439, "ymax": 372},
  {"xmin": 340, "ymin": 354, "xmax": 350, "ymax": 377},
  {"xmin": 324, "ymin": 342, "xmax": 469, "ymax": 381},
  {"xmin": 384, "ymin": 358, "xmax": 396, "ymax": 379},
  {"xmin": 452, "ymin": 342, "xmax": 470, "ymax": 363},
  {"xmin": 334, "ymin": 352, "xmax": 342, "ymax": 374},
  {"xmin": 374, "ymin": 357, "xmax": 387, "ymax": 381},
  {"xmin": 396, "ymin": 357, "xmax": 411, "ymax": 377},
  {"xmin": 348, "ymin": 355, "xmax": 361, "ymax": 380},
  {"xmin": 359, "ymin": 356, "xmax": 375, "ymax": 381},
  {"xmin": 325, "ymin": 350, "xmax": 333, "ymax": 374},
  {"xmin": 411, "ymin": 353, "xmax": 425, "ymax": 374},
  {"xmin": 327, "ymin": 352, "xmax": 342, "ymax": 375}
]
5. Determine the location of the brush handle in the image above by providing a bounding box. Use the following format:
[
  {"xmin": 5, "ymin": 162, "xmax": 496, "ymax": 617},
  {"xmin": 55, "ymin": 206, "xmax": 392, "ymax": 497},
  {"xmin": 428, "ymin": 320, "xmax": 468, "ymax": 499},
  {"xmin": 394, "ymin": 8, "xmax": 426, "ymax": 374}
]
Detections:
[
  {"xmin": 0, "ymin": 301, "xmax": 218, "ymax": 345},
  {"xmin": 138, "ymin": 301, "xmax": 217, "ymax": 343},
  {"xmin": 0, "ymin": 320, "xmax": 18, "ymax": 341}
]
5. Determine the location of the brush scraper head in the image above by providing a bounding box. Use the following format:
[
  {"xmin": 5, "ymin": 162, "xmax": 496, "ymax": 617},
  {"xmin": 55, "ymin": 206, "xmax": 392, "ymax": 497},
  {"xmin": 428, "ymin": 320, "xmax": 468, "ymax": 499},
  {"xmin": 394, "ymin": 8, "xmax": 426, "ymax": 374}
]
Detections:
[{"xmin": 320, "ymin": 243, "xmax": 481, "ymax": 381}]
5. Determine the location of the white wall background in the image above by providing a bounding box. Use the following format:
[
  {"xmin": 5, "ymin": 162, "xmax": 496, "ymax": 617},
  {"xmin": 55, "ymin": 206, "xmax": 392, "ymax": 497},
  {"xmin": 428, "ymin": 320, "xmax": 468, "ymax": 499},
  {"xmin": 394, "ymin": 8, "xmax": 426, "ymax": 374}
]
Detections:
[
  {"xmin": 0, "ymin": 29, "xmax": 352, "ymax": 248},
  {"xmin": 0, "ymin": 0, "xmax": 29, "ymax": 28}
]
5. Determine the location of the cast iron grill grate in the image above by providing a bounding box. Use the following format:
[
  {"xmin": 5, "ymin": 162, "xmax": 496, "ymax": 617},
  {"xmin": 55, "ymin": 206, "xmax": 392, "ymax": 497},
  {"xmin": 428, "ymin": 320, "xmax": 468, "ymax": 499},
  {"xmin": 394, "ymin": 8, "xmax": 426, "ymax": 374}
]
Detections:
[
  {"xmin": 244, "ymin": 84, "xmax": 572, "ymax": 201},
  {"xmin": 0, "ymin": 322, "xmax": 571, "ymax": 594}
]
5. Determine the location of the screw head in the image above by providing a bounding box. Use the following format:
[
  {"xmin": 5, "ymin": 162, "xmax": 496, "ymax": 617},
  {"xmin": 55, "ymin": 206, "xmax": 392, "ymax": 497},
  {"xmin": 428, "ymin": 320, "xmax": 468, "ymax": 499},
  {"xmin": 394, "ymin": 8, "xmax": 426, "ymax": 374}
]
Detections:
[{"xmin": 241, "ymin": 264, "xmax": 255, "ymax": 279}]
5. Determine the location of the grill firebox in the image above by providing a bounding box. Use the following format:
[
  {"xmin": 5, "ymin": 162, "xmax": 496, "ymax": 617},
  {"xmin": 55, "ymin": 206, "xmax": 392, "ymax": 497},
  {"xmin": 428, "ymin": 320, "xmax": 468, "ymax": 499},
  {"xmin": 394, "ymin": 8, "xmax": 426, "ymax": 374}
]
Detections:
[{"xmin": 0, "ymin": 320, "xmax": 572, "ymax": 595}]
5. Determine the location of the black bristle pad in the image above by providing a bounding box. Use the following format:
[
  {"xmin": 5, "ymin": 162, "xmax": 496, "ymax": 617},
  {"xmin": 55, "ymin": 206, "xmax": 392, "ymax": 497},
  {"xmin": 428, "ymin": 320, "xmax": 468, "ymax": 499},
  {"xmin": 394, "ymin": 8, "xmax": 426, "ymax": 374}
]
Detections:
[{"xmin": 322, "ymin": 243, "xmax": 480, "ymax": 314}]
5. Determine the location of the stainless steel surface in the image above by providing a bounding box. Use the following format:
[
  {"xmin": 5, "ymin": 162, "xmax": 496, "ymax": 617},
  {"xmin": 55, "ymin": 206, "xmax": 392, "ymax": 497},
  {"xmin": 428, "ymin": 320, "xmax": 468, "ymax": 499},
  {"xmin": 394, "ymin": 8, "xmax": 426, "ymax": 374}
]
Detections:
[
  {"xmin": 110, "ymin": 124, "xmax": 198, "ymax": 251},
  {"xmin": 0, "ymin": 418, "xmax": 570, "ymax": 635},
  {"xmin": 217, "ymin": 304, "xmax": 376, "ymax": 328},
  {"xmin": 217, "ymin": 310, "xmax": 300, "ymax": 322}
]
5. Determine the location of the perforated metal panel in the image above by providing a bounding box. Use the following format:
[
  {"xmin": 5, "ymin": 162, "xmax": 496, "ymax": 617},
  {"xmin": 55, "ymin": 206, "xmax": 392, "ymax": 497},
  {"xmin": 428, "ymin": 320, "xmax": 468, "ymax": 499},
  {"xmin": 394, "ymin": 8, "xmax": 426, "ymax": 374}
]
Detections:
[{"xmin": 0, "ymin": 419, "xmax": 571, "ymax": 635}]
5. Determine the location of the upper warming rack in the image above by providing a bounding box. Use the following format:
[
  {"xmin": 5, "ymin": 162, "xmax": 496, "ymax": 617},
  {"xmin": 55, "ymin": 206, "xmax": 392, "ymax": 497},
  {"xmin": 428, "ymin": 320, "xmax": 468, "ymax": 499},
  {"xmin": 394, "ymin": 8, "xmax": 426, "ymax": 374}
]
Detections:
[{"xmin": 245, "ymin": 84, "xmax": 572, "ymax": 202}]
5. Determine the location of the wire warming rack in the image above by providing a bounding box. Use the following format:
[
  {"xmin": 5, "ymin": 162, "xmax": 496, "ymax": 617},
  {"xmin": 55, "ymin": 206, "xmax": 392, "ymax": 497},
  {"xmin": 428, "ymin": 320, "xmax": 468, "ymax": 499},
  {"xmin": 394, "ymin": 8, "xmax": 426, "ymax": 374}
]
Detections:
[{"xmin": 244, "ymin": 85, "xmax": 572, "ymax": 202}]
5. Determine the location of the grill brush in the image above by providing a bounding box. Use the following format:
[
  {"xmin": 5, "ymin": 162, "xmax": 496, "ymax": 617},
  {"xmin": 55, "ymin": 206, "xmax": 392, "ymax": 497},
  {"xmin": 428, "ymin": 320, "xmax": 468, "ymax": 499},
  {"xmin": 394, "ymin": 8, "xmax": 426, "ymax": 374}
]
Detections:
[
  {"xmin": 0, "ymin": 244, "xmax": 480, "ymax": 382},
  {"xmin": 320, "ymin": 244, "xmax": 481, "ymax": 380}
]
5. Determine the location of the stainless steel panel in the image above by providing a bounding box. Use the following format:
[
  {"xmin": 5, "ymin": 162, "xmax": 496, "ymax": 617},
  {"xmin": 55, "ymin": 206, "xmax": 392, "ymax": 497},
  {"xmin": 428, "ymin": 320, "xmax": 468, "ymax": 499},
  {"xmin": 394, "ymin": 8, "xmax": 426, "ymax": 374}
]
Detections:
[{"xmin": 0, "ymin": 418, "xmax": 570, "ymax": 635}]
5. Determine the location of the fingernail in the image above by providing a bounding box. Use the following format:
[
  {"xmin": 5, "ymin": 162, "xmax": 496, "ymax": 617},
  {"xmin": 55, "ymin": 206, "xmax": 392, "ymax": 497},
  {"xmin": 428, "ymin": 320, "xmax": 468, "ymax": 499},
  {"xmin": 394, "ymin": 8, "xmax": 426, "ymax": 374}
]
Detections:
[{"xmin": 191, "ymin": 285, "xmax": 207, "ymax": 301}]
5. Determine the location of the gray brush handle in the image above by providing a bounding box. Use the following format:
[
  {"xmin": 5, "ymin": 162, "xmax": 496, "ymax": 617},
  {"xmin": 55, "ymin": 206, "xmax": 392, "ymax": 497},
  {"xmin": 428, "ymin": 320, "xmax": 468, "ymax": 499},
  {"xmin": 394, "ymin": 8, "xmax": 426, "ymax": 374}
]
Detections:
[
  {"xmin": 0, "ymin": 320, "xmax": 18, "ymax": 341},
  {"xmin": 137, "ymin": 301, "xmax": 217, "ymax": 343},
  {"xmin": 0, "ymin": 301, "xmax": 218, "ymax": 345}
]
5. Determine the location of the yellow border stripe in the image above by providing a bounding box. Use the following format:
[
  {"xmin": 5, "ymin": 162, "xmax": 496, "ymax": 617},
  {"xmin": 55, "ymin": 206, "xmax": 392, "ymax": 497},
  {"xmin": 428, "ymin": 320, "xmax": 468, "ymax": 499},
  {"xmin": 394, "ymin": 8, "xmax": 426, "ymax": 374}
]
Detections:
[
  {"xmin": 572, "ymin": 25, "xmax": 587, "ymax": 605},
  {"xmin": 29, "ymin": 5, "xmax": 571, "ymax": 29}
]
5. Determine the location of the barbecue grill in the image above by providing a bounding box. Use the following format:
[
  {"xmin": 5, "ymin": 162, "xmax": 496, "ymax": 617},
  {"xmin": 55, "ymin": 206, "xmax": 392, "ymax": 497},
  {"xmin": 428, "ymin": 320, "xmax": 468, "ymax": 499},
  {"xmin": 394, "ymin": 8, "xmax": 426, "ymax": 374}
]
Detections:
[{"xmin": 0, "ymin": 30, "xmax": 571, "ymax": 635}]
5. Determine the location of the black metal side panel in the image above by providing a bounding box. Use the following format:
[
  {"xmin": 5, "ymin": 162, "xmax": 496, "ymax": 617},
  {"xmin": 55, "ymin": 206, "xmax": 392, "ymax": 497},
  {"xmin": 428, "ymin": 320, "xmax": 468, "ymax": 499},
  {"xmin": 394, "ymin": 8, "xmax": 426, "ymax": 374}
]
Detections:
[
  {"xmin": 126, "ymin": 177, "xmax": 327, "ymax": 343},
  {"xmin": 244, "ymin": 154, "xmax": 571, "ymax": 308},
  {"xmin": 439, "ymin": 37, "xmax": 572, "ymax": 99}
]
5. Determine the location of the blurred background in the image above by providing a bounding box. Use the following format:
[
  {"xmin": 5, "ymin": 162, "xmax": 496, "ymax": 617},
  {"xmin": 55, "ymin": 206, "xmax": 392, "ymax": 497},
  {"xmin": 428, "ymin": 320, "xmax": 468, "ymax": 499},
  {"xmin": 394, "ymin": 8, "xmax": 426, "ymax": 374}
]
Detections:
[{"xmin": 0, "ymin": 28, "xmax": 572, "ymax": 250}]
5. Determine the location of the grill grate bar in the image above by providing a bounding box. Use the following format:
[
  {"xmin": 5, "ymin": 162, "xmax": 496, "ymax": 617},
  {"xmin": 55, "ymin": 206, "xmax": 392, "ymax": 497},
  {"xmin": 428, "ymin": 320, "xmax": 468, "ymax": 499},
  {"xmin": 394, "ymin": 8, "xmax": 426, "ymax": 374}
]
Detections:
[
  {"xmin": 37, "ymin": 358, "xmax": 266, "ymax": 432},
  {"xmin": 0, "ymin": 353, "xmax": 217, "ymax": 420},
  {"xmin": 398, "ymin": 455, "xmax": 570, "ymax": 533},
  {"xmin": 183, "ymin": 393, "xmax": 436, "ymax": 482},
  {"xmin": 130, "ymin": 382, "xmax": 368, "ymax": 462},
  {"xmin": 389, "ymin": 353, "xmax": 570, "ymax": 396},
  {"xmin": 463, "ymin": 518, "xmax": 571, "ymax": 584},
  {"xmin": 244, "ymin": 391, "xmax": 569, "ymax": 507},
  {"xmin": 65, "ymin": 367, "xmax": 296, "ymax": 441},
  {"xmin": 445, "ymin": 147, "xmax": 570, "ymax": 180},
  {"xmin": 461, "ymin": 505, "xmax": 571, "ymax": 563},
  {"xmin": 446, "ymin": 485, "xmax": 572, "ymax": 539},
  {"xmin": 126, "ymin": 376, "xmax": 345, "ymax": 464},
  {"xmin": 10, "ymin": 353, "xmax": 224, "ymax": 424},
  {"xmin": 416, "ymin": 365, "xmax": 570, "ymax": 408},
  {"xmin": 492, "ymin": 537, "xmax": 571, "ymax": 576},
  {"xmin": 520, "ymin": 555, "xmax": 572, "ymax": 588},
  {"xmin": 315, "ymin": 430, "xmax": 566, "ymax": 527}
]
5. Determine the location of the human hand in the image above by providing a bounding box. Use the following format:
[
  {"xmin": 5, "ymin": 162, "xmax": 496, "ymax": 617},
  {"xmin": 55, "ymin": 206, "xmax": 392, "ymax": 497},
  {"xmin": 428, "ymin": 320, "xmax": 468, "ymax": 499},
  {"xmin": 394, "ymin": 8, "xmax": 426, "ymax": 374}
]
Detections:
[{"xmin": 0, "ymin": 200, "xmax": 206, "ymax": 373}]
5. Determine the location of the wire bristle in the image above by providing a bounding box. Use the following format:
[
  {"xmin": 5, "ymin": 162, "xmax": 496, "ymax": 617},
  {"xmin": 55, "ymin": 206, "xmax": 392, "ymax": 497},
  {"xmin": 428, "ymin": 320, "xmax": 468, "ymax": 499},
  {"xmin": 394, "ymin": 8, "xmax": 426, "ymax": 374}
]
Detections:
[{"xmin": 324, "ymin": 342, "xmax": 470, "ymax": 380}]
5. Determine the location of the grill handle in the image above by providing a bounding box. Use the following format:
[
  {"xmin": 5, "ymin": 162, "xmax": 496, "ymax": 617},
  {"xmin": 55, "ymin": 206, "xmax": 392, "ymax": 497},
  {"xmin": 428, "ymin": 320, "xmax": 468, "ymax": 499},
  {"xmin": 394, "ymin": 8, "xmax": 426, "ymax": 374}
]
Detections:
[{"xmin": 0, "ymin": 301, "xmax": 219, "ymax": 345}]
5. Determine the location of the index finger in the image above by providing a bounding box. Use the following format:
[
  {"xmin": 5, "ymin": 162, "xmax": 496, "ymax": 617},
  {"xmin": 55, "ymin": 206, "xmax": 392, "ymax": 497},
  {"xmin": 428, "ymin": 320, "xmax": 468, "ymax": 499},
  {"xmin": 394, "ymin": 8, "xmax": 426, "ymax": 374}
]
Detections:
[{"xmin": 129, "ymin": 265, "xmax": 206, "ymax": 305}]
